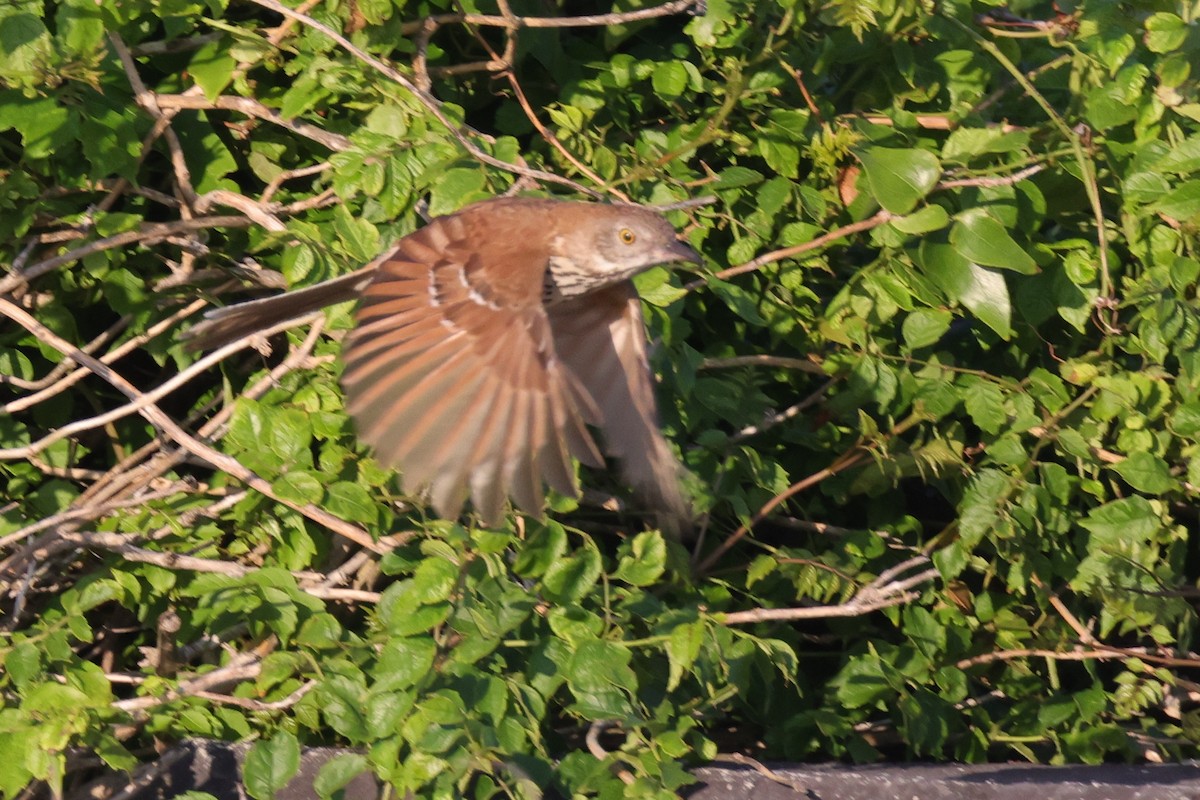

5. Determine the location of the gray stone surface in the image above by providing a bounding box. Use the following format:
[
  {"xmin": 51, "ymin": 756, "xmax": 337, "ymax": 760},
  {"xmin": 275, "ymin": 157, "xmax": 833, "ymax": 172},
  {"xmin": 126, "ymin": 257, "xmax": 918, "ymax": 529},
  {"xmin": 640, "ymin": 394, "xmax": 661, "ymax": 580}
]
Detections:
[
  {"xmin": 689, "ymin": 759, "xmax": 1200, "ymax": 800},
  {"xmin": 78, "ymin": 741, "xmax": 1200, "ymax": 800}
]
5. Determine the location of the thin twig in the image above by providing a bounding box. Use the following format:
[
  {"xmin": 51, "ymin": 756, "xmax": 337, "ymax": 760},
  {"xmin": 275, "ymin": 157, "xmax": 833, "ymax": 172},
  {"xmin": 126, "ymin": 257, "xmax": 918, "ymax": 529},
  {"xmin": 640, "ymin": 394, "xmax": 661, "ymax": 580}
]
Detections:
[
  {"xmin": 687, "ymin": 210, "xmax": 894, "ymax": 291},
  {"xmin": 0, "ymin": 314, "xmax": 131, "ymax": 392},
  {"xmin": 585, "ymin": 721, "xmax": 636, "ymax": 786},
  {"xmin": 719, "ymin": 555, "xmax": 938, "ymax": 624},
  {"xmin": 154, "ymin": 94, "xmax": 352, "ymax": 152},
  {"xmin": 4, "ymin": 299, "xmax": 207, "ymax": 414},
  {"xmin": 400, "ymin": 0, "xmax": 699, "ymax": 32},
  {"xmin": 191, "ymin": 681, "xmax": 317, "ymax": 711},
  {"xmin": 0, "ymin": 313, "xmax": 317, "ymax": 459},
  {"xmin": 722, "ymin": 754, "xmax": 813, "ymax": 796},
  {"xmin": 112, "ymin": 646, "xmax": 270, "ymax": 713},
  {"xmin": 700, "ymin": 354, "xmax": 825, "ymax": 374},
  {"xmin": 728, "ymin": 380, "xmax": 834, "ymax": 444},
  {"xmin": 0, "ymin": 297, "xmax": 389, "ymax": 554},
  {"xmin": 247, "ymin": 0, "xmax": 597, "ymax": 196},
  {"xmin": 1, "ymin": 215, "xmax": 254, "ymax": 290},
  {"xmin": 0, "ymin": 486, "xmax": 189, "ymax": 551},
  {"xmin": 109, "ymin": 33, "xmax": 199, "ymax": 208}
]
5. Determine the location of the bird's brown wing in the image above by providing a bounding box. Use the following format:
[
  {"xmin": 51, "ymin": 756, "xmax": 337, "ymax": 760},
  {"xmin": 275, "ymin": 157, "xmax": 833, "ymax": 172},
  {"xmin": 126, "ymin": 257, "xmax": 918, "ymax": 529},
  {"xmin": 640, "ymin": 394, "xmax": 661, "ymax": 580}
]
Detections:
[
  {"xmin": 547, "ymin": 283, "xmax": 692, "ymax": 535},
  {"xmin": 340, "ymin": 213, "xmax": 603, "ymax": 524}
]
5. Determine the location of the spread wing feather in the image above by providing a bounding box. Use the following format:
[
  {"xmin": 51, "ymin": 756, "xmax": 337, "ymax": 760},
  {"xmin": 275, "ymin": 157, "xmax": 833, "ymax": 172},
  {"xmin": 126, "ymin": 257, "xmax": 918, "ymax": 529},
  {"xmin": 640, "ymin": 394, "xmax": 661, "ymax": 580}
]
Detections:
[
  {"xmin": 547, "ymin": 283, "xmax": 692, "ymax": 535},
  {"xmin": 341, "ymin": 217, "xmax": 602, "ymax": 522}
]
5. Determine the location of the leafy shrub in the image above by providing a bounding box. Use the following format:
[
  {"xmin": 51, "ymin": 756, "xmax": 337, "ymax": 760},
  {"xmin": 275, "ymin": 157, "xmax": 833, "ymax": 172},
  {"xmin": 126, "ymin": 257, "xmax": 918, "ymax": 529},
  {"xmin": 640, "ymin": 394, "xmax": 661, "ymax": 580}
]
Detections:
[{"xmin": 2, "ymin": 0, "xmax": 1199, "ymax": 797}]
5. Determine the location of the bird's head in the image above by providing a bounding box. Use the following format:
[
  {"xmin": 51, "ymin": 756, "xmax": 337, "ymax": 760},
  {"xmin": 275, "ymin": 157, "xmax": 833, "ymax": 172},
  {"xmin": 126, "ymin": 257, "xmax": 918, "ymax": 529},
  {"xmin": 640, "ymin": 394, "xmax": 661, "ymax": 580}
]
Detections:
[{"xmin": 545, "ymin": 203, "xmax": 701, "ymax": 301}]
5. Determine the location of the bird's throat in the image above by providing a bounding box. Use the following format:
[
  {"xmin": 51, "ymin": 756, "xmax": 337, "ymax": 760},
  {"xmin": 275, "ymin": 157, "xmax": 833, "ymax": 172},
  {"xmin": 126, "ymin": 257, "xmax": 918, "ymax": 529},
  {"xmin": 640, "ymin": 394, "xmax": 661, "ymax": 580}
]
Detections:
[{"xmin": 543, "ymin": 254, "xmax": 643, "ymax": 305}]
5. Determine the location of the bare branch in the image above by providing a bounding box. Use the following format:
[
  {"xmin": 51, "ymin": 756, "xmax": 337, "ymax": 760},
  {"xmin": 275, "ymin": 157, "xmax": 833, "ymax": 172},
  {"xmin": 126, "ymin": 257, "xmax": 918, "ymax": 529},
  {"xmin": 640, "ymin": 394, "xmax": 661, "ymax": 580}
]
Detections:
[
  {"xmin": 190, "ymin": 681, "xmax": 317, "ymax": 711},
  {"xmin": 0, "ymin": 312, "xmax": 316, "ymax": 459},
  {"xmin": 53, "ymin": 531, "xmax": 382, "ymax": 603},
  {"xmin": 4, "ymin": 299, "xmax": 207, "ymax": 414},
  {"xmin": 700, "ymin": 354, "xmax": 826, "ymax": 375},
  {"xmin": 109, "ymin": 33, "xmax": 199, "ymax": 208},
  {"xmin": 720, "ymin": 556, "xmax": 938, "ymax": 625},
  {"xmin": 0, "ymin": 314, "xmax": 130, "ymax": 392},
  {"xmin": 0, "ymin": 297, "xmax": 391, "ymax": 554},
  {"xmin": 113, "ymin": 648, "xmax": 268, "ymax": 713},
  {"xmin": 1, "ymin": 215, "xmax": 254, "ymax": 290},
  {"xmin": 154, "ymin": 94, "xmax": 352, "ymax": 152},
  {"xmin": 246, "ymin": 0, "xmax": 599, "ymax": 196},
  {"xmin": 687, "ymin": 210, "xmax": 895, "ymax": 291},
  {"xmin": 399, "ymin": 0, "xmax": 701, "ymax": 32},
  {"xmin": 727, "ymin": 380, "xmax": 834, "ymax": 444}
]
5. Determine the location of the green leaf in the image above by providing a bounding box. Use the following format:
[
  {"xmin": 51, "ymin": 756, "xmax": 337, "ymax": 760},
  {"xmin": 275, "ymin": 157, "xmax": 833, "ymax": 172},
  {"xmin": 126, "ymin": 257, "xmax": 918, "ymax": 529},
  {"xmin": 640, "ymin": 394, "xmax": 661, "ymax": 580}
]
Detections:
[
  {"xmin": 9, "ymin": 96, "xmax": 70, "ymax": 160},
  {"xmin": 950, "ymin": 209, "xmax": 1038, "ymax": 274},
  {"xmin": 1039, "ymin": 697, "xmax": 1078, "ymax": 729},
  {"xmin": 962, "ymin": 380, "xmax": 1007, "ymax": 435},
  {"xmin": 94, "ymin": 212, "xmax": 142, "ymax": 237},
  {"xmin": 244, "ymin": 732, "xmax": 300, "ymax": 800},
  {"xmin": 5, "ymin": 641, "xmax": 42, "ymax": 688},
  {"xmin": 314, "ymin": 754, "xmax": 370, "ymax": 800},
  {"xmin": 707, "ymin": 277, "xmax": 766, "ymax": 325},
  {"xmin": 332, "ymin": 205, "xmax": 381, "ymax": 262},
  {"xmin": 652, "ymin": 61, "xmax": 688, "ymax": 98},
  {"xmin": 409, "ymin": 556, "xmax": 459, "ymax": 604},
  {"xmin": 1145, "ymin": 13, "xmax": 1188, "ymax": 53},
  {"xmin": 568, "ymin": 640, "xmax": 635, "ymax": 692},
  {"xmin": 319, "ymin": 676, "xmax": 369, "ymax": 742},
  {"xmin": 857, "ymin": 146, "xmax": 941, "ymax": 214},
  {"xmin": 272, "ymin": 471, "xmax": 325, "ymax": 505},
  {"xmin": 226, "ymin": 400, "xmax": 314, "ymax": 473},
  {"xmin": 398, "ymin": 751, "xmax": 448, "ymax": 789},
  {"xmin": 958, "ymin": 469, "xmax": 1013, "ymax": 548},
  {"xmin": 833, "ymin": 655, "xmax": 891, "ymax": 708},
  {"xmin": 0, "ymin": 10, "xmax": 49, "ymax": 85},
  {"xmin": 542, "ymin": 543, "xmax": 602, "ymax": 603},
  {"xmin": 759, "ymin": 136, "xmax": 799, "ymax": 179},
  {"xmin": 0, "ymin": 732, "xmax": 36, "ymax": 800},
  {"xmin": 891, "ymin": 204, "xmax": 950, "ymax": 235},
  {"xmin": 1171, "ymin": 402, "xmax": 1200, "ymax": 437},
  {"xmin": 374, "ymin": 638, "xmax": 436, "ymax": 695},
  {"xmin": 279, "ymin": 68, "xmax": 327, "ymax": 120},
  {"xmin": 189, "ymin": 38, "xmax": 236, "ymax": 101},
  {"xmin": 64, "ymin": 577, "xmax": 121, "ymax": 615},
  {"xmin": 941, "ymin": 128, "xmax": 1031, "ymax": 162},
  {"xmin": 1079, "ymin": 496, "xmax": 1159, "ymax": 544},
  {"xmin": 714, "ymin": 166, "xmax": 763, "ymax": 189},
  {"xmin": 612, "ymin": 531, "xmax": 666, "ymax": 586},
  {"xmin": 1110, "ymin": 452, "xmax": 1177, "ymax": 495},
  {"xmin": 918, "ymin": 240, "xmax": 1012, "ymax": 339},
  {"xmin": 1155, "ymin": 137, "xmax": 1200, "ymax": 174},
  {"xmin": 365, "ymin": 690, "xmax": 416, "ymax": 738},
  {"xmin": 513, "ymin": 521, "xmax": 567, "ymax": 577},
  {"xmin": 666, "ymin": 620, "xmax": 704, "ymax": 691},
  {"xmin": 635, "ymin": 266, "xmax": 688, "ymax": 307},
  {"xmin": 427, "ymin": 167, "xmax": 488, "ymax": 216},
  {"xmin": 898, "ymin": 689, "xmax": 950, "ymax": 755},
  {"xmin": 1150, "ymin": 180, "xmax": 1200, "ymax": 221},
  {"xmin": 324, "ymin": 481, "xmax": 376, "ymax": 524},
  {"xmin": 901, "ymin": 308, "xmax": 952, "ymax": 349}
]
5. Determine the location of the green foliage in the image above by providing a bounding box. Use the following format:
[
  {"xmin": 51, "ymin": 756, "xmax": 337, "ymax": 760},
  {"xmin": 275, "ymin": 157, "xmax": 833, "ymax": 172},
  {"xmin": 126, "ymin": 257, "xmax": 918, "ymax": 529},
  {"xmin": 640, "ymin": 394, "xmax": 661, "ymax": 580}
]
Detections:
[{"xmin": 2, "ymin": 0, "xmax": 1200, "ymax": 797}]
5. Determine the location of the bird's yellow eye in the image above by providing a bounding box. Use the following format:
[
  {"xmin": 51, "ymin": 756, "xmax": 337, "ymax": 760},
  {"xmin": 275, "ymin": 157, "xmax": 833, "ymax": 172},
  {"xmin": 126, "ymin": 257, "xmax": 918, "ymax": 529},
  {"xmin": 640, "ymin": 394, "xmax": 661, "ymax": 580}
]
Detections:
[{"xmin": 619, "ymin": 228, "xmax": 637, "ymax": 245}]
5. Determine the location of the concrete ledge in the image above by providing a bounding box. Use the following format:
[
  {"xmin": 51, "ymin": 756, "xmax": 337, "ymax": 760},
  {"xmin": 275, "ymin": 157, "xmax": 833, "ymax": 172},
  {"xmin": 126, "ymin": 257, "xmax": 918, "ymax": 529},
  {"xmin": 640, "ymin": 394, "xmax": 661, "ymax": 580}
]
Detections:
[
  {"xmin": 79, "ymin": 740, "xmax": 1200, "ymax": 800},
  {"xmin": 689, "ymin": 759, "xmax": 1200, "ymax": 800}
]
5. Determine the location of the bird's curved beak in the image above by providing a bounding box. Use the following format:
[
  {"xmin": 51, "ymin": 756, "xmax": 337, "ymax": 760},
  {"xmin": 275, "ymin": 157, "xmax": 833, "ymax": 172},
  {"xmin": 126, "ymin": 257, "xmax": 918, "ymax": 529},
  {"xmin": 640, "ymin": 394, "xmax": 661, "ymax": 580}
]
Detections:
[{"xmin": 664, "ymin": 238, "xmax": 702, "ymax": 266}]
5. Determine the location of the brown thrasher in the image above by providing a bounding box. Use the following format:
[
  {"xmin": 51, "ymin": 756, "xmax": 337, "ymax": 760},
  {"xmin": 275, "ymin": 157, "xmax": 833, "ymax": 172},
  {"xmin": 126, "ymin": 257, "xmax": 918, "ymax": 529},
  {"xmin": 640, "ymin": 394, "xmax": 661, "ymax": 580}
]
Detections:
[{"xmin": 187, "ymin": 197, "xmax": 701, "ymax": 530}]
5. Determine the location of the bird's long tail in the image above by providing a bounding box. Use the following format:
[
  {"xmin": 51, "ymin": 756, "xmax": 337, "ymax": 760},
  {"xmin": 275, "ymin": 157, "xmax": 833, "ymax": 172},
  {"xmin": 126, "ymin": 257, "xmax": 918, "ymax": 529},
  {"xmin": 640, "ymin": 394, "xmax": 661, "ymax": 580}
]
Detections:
[{"xmin": 183, "ymin": 268, "xmax": 374, "ymax": 350}]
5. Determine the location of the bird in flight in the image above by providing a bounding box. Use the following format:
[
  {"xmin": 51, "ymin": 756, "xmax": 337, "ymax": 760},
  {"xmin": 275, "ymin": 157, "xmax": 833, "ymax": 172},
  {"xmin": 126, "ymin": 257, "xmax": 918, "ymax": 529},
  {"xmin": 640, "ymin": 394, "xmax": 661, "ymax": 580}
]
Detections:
[{"xmin": 187, "ymin": 197, "xmax": 701, "ymax": 532}]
